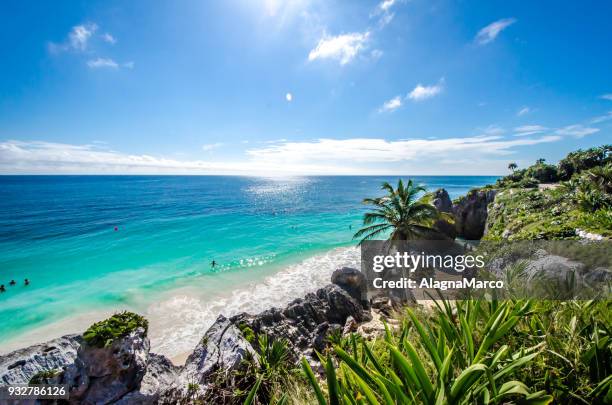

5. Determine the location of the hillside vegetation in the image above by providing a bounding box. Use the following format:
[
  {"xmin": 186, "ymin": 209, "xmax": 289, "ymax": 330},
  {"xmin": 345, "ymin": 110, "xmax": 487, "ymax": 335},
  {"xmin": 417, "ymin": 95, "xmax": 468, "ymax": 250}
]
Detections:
[{"xmin": 484, "ymin": 145, "xmax": 611, "ymax": 240}]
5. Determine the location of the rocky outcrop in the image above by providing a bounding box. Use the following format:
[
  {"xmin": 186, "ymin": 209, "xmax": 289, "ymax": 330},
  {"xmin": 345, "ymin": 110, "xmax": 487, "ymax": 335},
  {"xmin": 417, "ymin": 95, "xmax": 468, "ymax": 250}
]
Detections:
[
  {"xmin": 0, "ymin": 274, "xmax": 373, "ymax": 404},
  {"xmin": 432, "ymin": 188, "xmax": 457, "ymax": 239},
  {"xmin": 453, "ymin": 189, "xmax": 497, "ymax": 240},
  {"xmin": 0, "ymin": 334, "xmax": 82, "ymax": 385},
  {"xmin": 231, "ymin": 284, "xmax": 371, "ymax": 361},
  {"xmin": 61, "ymin": 327, "xmax": 153, "ymax": 404},
  {"xmin": 181, "ymin": 315, "xmax": 256, "ymax": 386},
  {"xmin": 331, "ymin": 267, "xmax": 369, "ymax": 307}
]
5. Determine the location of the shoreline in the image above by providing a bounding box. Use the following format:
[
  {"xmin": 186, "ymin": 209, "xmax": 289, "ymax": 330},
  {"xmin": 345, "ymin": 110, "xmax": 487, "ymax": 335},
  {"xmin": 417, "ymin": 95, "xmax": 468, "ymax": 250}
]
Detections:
[{"xmin": 0, "ymin": 246, "xmax": 360, "ymax": 359}]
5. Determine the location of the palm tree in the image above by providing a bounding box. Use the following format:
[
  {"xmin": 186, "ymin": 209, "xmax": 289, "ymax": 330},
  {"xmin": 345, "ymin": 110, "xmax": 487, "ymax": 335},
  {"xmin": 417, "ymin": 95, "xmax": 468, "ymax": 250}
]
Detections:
[
  {"xmin": 508, "ymin": 162, "xmax": 518, "ymax": 172},
  {"xmin": 353, "ymin": 179, "xmax": 447, "ymax": 244}
]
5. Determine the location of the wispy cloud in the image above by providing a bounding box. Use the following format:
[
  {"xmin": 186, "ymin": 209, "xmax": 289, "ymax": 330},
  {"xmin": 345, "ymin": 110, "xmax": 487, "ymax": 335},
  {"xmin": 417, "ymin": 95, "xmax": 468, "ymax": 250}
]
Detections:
[
  {"xmin": 516, "ymin": 106, "xmax": 531, "ymax": 116},
  {"xmin": 555, "ymin": 124, "xmax": 600, "ymax": 138},
  {"xmin": 408, "ymin": 79, "xmax": 444, "ymax": 101},
  {"xmin": 0, "ymin": 135, "xmax": 561, "ymax": 175},
  {"xmin": 69, "ymin": 23, "xmax": 98, "ymax": 50},
  {"xmin": 247, "ymin": 136, "xmax": 561, "ymax": 169},
  {"xmin": 371, "ymin": 0, "xmax": 401, "ymax": 27},
  {"xmin": 87, "ymin": 58, "xmax": 134, "ymax": 70},
  {"xmin": 475, "ymin": 18, "xmax": 516, "ymax": 45},
  {"xmin": 87, "ymin": 58, "xmax": 119, "ymax": 69},
  {"xmin": 49, "ymin": 23, "xmax": 98, "ymax": 52},
  {"xmin": 378, "ymin": 96, "xmax": 402, "ymax": 112},
  {"xmin": 591, "ymin": 111, "xmax": 612, "ymax": 124},
  {"xmin": 202, "ymin": 142, "xmax": 224, "ymax": 152},
  {"xmin": 308, "ymin": 32, "xmax": 370, "ymax": 65},
  {"xmin": 600, "ymin": 94, "xmax": 612, "ymax": 101},
  {"xmin": 101, "ymin": 33, "xmax": 116, "ymax": 44},
  {"xmin": 514, "ymin": 125, "xmax": 548, "ymax": 136}
]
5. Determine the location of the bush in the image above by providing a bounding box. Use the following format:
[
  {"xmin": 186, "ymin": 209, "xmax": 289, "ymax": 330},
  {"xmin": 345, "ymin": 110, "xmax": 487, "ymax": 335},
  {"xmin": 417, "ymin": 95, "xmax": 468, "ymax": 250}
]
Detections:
[
  {"xmin": 558, "ymin": 145, "xmax": 612, "ymax": 180},
  {"xmin": 29, "ymin": 369, "xmax": 59, "ymax": 385},
  {"xmin": 526, "ymin": 163, "xmax": 559, "ymax": 183},
  {"xmin": 83, "ymin": 311, "xmax": 148, "ymax": 348}
]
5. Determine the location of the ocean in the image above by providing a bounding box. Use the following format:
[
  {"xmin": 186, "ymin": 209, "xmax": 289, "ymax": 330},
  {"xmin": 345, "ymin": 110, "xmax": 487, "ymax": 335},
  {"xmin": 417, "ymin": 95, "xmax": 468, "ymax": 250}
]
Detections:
[{"xmin": 0, "ymin": 175, "xmax": 498, "ymax": 357}]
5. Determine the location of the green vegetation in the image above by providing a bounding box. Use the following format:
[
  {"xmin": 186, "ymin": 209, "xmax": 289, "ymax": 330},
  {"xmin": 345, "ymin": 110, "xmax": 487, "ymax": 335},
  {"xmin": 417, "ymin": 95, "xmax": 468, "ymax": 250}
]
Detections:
[
  {"xmin": 200, "ymin": 334, "xmax": 299, "ymax": 404},
  {"xmin": 239, "ymin": 322, "xmax": 257, "ymax": 343},
  {"xmin": 354, "ymin": 179, "xmax": 452, "ymax": 244},
  {"xmin": 83, "ymin": 311, "xmax": 148, "ymax": 348},
  {"xmin": 496, "ymin": 145, "xmax": 610, "ymax": 189},
  {"xmin": 299, "ymin": 298, "xmax": 611, "ymax": 404},
  {"xmin": 479, "ymin": 145, "xmax": 612, "ymax": 239},
  {"xmin": 29, "ymin": 369, "xmax": 60, "ymax": 385}
]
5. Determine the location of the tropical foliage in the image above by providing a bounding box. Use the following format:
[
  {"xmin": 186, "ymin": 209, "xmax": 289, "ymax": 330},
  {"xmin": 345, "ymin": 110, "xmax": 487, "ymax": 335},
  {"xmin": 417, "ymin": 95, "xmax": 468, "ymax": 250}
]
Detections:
[
  {"xmin": 299, "ymin": 297, "xmax": 611, "ymax": 405},
  {"xmin": 353, "ymin": 179, "xmax": 451, "ymax": 244},
  {"xmin": 83, "ymin": 311, "xmax": 148, "ymax": 348}
]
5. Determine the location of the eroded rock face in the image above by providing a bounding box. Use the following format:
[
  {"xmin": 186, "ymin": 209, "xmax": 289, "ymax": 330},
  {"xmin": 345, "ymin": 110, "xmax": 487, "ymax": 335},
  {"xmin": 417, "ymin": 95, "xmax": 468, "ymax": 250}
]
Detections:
[
  {"xmin": 453, "ymin": 189, "xmax": 497, "ymax": 240},
  {"xmin": 231, "ymin": 284, "xmax": 371, "ymax": 360},
  {"xmin": 62, "ymin": 327, "xmax": 150, "ymax": 404},
  {"xmin": 181, "ymin": 315, "xmax": 256, "ymax": 386},
  {"xmin": 0, "ymin": 334, "xmax": 82, "ymax": 385},
  {"xmin": 432, "ymin": 188, "xmax": 452, "ymax": 213}
]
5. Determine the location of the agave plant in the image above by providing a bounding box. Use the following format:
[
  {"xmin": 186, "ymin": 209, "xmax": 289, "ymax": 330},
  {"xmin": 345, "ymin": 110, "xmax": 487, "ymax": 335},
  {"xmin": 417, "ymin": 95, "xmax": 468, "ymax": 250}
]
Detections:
[
  {"xmin": 353, "ymin": 179, "xmax": 451, "ymax": 244},
  {"xmin": 302, "ymin": 297, "xmax": 554, "ymax": 404}
]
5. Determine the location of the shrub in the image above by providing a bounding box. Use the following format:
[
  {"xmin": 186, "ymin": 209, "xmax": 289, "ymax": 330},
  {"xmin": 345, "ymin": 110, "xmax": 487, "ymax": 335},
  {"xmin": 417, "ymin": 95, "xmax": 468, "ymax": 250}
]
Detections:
[
  {"xmin": 29, "ymin": 369, "xmax": 59, "ymax": 385},
  {"xmin": 526, "ymin": 163, "xmax": 559, "ymax": 183},
  {"xmin": 83, "ymin": 311, "xmax": 148, "ymax": 348},
  {"xmin": 557, "ymin": 145, "xmax": 612, "ymax": 180}
]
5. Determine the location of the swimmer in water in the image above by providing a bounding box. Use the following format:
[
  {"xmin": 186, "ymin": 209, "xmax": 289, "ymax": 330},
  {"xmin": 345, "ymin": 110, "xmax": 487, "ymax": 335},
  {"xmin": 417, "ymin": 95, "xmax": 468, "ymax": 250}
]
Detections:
[
  {"xmin": 211, "ymin": 260, "xmax": 217, "ymax": 268},
  {"xmin": 24, "ymin": 279, "xmax": 30, "ymax": 286},
  {"xmin": 9, "ymin": 280, "xmax": 16, "ymax": 286},
  {"xmin": 0, "ymin": 285, "xmax": 5, "ymax": 293}
]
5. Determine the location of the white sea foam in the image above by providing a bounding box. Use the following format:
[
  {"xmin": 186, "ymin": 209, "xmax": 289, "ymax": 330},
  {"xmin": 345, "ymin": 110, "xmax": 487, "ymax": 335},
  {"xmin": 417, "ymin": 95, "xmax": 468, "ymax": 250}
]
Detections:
[{"xmin": 146, "ymin": 246, "xmax": 360, "ymax": 357}]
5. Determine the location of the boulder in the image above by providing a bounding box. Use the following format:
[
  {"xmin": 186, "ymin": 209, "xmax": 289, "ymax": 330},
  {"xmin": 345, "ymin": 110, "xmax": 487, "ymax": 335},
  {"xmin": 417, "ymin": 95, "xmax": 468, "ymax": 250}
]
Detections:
[
  {"xmin": 453, "ymin": 189, "xmax": 497, "ymax": 240},
  {"xmin": 331, "ymin": 267, "xmax": 369, "ymax": 306},
  {"xmin": 114, "ymin": 354, "xmax": 179, "ymax": 405},
  {"xmin": 62, "ymin": 327, "xmax": 150, "ymax": 404},
  {"xmin": 181, "ymin": 315, "xmax": 256, "ymax": 387},
  {"xmin": 0, "ymin": 334, "xmax": 82, "ymax": 385},
  {"xmin": 584, "ymin": 267, "xmax": 612, "ymax": 284},
  {"xmin": 523, "ymin": 254, "xmax": 585, "ymax": 282},
  {"xmin": 432, "ymin": 188, "xmax": 452, "ymax": 213}
]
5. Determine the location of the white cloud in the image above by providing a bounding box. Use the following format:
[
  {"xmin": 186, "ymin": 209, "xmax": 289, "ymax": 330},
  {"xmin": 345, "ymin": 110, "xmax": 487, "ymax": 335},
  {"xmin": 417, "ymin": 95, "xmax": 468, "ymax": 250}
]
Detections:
[
  {"xmin": 371, "ymin": 0, "xmax": 401, "ymax": 27},
  {"xmin": 516, "ymin": 106, "xmax": 531, "ymax": 116},
  {"xmin": 87, "ymin": 58, "xmax": 119, "ymax": 69},
  {"xmin": 0, "ymin": 135, "xmax": 561, "ymax": 175},
  {"xmin": 514, "ymin": 125, "xmax": 548, "ymax": 136},
  {"xmin": 286, "ymin": 92, "xmax": 293, "ymax": 102},
  {"xmin": 202, "ymin": 143, "xmax": 223, "ymax": 152},
  {"xmin": 69, "ymin": 23, "xmax": 98, "ymax": 50},
  {"xmin": 378, "ymin": 96, "xmax": 402, "ymax": 112},
  {"xmin": 590, "ymin": 111, "xmax": 612, "ymax": 124},
  {"xmin": 49, "ymin": 23, "xmax": 98, "ymax": 53},
  {"xmin": 555, "ymin": 124, "xmax": 600, "ymax": 138},
  {"xmin": 247, "ymin": 136, "xmax": 561, "ymax": 169},
  {"xmin": 102, "ymin": 33, "xmax": 116, "ymax": 44},
  {"xmin": 475, "ymin": 18, "xmax": 516, "ymax": 45},
  {"xmin": 408, "ymin": 79, "xmax": 444, "ymax": 101},
  {"xmin": 600, "ymin": 94, "xmax": 612, "ymax": 101},
  {"xmin": 308, "ymin": 32, "xmax": 370, "ymax": 65}
]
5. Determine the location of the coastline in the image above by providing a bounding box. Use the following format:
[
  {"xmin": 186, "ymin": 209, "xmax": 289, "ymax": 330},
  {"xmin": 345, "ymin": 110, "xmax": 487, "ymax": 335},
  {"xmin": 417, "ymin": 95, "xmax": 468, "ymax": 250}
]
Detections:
[{"xmin": 0, "ymin": 245, "xmax": 360, "ymax": 360}]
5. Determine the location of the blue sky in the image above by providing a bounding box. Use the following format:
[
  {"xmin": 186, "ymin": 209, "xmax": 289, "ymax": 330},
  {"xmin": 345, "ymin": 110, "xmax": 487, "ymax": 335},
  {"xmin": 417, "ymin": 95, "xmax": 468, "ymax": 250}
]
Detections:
[{"xmin": 0, "ymin": 0, "xmax": 611, "ymax": 175}]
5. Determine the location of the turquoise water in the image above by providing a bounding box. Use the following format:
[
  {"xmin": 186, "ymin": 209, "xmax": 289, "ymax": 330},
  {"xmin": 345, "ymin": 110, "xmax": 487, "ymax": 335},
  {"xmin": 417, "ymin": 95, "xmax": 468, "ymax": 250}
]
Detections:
[{"xmin": 0, "ymin": 175, "xmax": 497, "ymax": 350}]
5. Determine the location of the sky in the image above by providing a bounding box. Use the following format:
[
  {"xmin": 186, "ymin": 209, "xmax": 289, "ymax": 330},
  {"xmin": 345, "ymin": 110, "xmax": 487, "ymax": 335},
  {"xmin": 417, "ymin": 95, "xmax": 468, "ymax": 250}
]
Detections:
[{"xmin": 0, "ymin": 0, "xmax": 611, "ymax": 175}]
